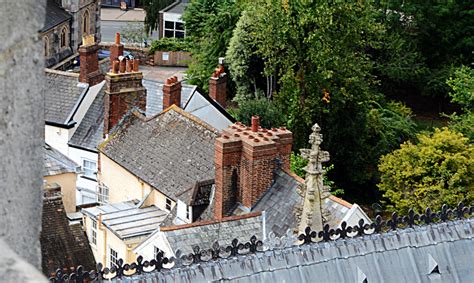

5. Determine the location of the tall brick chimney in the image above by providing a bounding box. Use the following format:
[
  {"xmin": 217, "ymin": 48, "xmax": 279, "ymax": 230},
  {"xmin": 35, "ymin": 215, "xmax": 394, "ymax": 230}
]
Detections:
[
  {"xmin": 104, "ymin": 58, "xmax": 146, "ymax": 136},
  {"xmin": 209, "ymin": 64, "xmax": 227, "ymax": 108},
  {"xmin": 162, "ymin": 76, "xmax": 182, "ymax": 110},
  {"xmin": 79, "ymin": 41, "xmax": 104, "ymax": 86},
  {"xmin": 214, "ymin": 117, "xmax": 293, "ymax": 219},
  {"xmin": 110, "ymin": 32, "xmax": 124, "ymax": 62}
]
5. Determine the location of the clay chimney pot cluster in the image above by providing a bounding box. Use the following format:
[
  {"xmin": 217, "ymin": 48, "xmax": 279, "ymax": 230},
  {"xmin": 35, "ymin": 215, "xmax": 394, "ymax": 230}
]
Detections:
[{"xmin": 112, "ymin": 58, "xmax": 140, "ymax": 74}]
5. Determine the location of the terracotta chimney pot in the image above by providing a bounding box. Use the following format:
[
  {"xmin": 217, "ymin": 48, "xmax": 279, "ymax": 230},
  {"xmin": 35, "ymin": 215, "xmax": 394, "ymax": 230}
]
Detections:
[{"xmin": 251, "ymin": 116, "xmax": 260, "ymax": 132}]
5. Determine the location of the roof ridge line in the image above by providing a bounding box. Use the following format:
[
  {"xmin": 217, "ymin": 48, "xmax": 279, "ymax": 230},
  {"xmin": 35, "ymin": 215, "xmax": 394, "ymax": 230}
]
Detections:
[{"xmin": 44, "ymin": 68, "xmax": 80, "ymax": 78}]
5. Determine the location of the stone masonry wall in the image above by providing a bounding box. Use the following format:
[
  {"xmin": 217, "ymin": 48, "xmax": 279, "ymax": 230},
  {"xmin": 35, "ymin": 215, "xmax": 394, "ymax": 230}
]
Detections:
[{"xmin": 0, "ymin": 0, "xmax": 46, "ymax": 269}]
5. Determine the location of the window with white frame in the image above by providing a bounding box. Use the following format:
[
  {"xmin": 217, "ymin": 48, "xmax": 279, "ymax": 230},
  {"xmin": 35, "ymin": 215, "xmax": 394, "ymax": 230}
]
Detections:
[
  {"xmin": 98, "ymin": 184, "xmax": 109, "ymax": 204},
  {"xmin": 91, "ymin": 219, "xmax": 97, "ymax": 246},
  {"xmin": 109, "ymin": 247, "xmax": 119, "ymax": 267},
  {"xmin": 186, "ymin": 207, "xmax": 190, "ymax": 220},
  {"xmin": 165, "ymin": 198, "xmax": 172, "ymax": 211},
  {"xmin": 164, "ymin": 21, "xmax": 185, "ymax": 38},
  {"xmin": 82, "ymin": 159, "xmax": 97, "ymax": 178}
]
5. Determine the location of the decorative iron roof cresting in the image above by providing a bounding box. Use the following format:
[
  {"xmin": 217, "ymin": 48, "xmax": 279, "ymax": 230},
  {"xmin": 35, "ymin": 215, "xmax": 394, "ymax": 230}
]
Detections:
[{"xmin": 50, "ymin": 202, "xmax": 474, "ymax": 282}]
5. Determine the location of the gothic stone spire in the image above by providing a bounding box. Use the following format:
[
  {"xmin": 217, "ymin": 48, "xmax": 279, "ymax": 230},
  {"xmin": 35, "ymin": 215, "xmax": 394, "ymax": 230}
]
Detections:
[{"xmin": 297, "ymin": 123, "xmax": 330, "ymax": 233}]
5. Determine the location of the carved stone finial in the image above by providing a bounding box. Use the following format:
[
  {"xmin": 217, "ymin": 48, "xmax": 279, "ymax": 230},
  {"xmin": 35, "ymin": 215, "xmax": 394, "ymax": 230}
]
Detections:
[{"xmin": 297, "ymin": 123, "xmax": 331, "ymax": 233}]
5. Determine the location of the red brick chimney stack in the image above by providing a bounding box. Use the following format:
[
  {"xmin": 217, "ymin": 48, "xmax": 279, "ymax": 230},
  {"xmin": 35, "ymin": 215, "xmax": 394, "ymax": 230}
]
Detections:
[
  {"xmin": 79, "ymin": 41, "xmax": 104, "ymax": 86},
  {"xmin": 214, "ymin": 120, "xmax": 293, "ymax": 220},
  {"xmin": 162, "ymin": 76, "xmax": 182, "ymax": 110},
  {"xmin": 104, "ymin": 58, "xmax": 146, "ymax": 136},
  {"xmin": 110, "ymin": 32, "xmax": 124, "ymax": 62},
  {"xmin": 209, "ymin": 64, "xmax": 227, "ymax": 108}
]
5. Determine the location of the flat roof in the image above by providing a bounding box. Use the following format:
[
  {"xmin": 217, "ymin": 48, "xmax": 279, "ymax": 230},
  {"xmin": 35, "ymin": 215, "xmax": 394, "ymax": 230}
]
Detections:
[{"xmin": 83, "ymin": 201, "xmax": 168, "ymax": 240}]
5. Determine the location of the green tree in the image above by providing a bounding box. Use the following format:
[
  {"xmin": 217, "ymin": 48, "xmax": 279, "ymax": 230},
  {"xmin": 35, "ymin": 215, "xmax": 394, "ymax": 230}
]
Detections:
[
  {"xmin": 182, "ymin": 0, "xmax": 244, "ymax": 90},
  {"xmin": 227, "ymin": 0, "xmax": 417, "ymax": 190},
  {"xmin": 229, "ymin": 97, "xmax": 285, "ymax": 129},
  {"xmin": 378, "ymin": 128, "xmax": 474, "ymax": 214},
  {"xmin": 143, "ymin": 0, "xmax": 175, "ymax": 35},
  {"xmin": 446, "ymin": 65, "xmax": 474, "ymax": 141},
  {"xmin": 376, "ymin": 1, "xmax": 474, "ymax": 98}
]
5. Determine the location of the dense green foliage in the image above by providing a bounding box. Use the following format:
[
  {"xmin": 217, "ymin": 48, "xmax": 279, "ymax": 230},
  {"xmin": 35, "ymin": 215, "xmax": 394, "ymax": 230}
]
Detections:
[
  {"xmin": 182, "ymin": 0, "xmax": 243, "ymax": 91},
  {"xmin": 229, "ymin": 98, "xmax": 285, "ymax": 129},
  {"xmin": 181, "ymin": 0, "xmax": 472, "ymax": 205},
  {"xmin": 149, "ymin": 38, "xmax": 190, "ymax": 54},
  {"xmin": 376, "ymin": 1, "xmax": 474, "ymax": 98},
  {"xmin": 446, "ymin": 65, "xmax": 474, "ymax": 141},
  {"xmin": 378, "ymin": 128, "xmax": 474, "ymax": 213},
  {"xmin": 143, "ymin": 0, "xmax": 174, "ymax": 34},
  {"xmin": 224, "ymin": 1, "xmax": 417, "ymax": 187}
]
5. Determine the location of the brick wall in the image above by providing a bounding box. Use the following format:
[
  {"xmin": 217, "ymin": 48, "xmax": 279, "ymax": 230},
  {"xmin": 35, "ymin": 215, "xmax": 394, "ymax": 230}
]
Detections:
[
  {"xmin": 104, "ymin": 59, "xmax": 146, "ymax": 135},
  {"xmin": 79, "ymin": 43, "xmax": 104, "ymax": 86},
  {"xmin": 214, "ymin": 117, "xmax": 293, "ymax": 219},
  {"xmin": 209, "ymin": 75, "xmax": 227, "ymax": 108},
  {"xmin": 162, "ymin": 76, "xmax": 182, "ymax": 110}
]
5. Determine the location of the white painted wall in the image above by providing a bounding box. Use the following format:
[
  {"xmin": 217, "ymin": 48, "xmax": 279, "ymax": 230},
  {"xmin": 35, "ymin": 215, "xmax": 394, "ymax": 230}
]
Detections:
[
  {"xmin": 340, "ymin": 204, "xmax": 372, "ymax": 227},
  {"xmin": 68, "ymin": 146, "xmax": 98, "ymax": 204},
  {"xmin": 176, "ymin": 200, "xmax": 191, "ymax": 224},
  {"xmin": 133, "ymin": 230, "xmax": 174, "ymax": 260},
  {"xmin": 45, "ymin": 125, "xmax": 72, "ymax": 156}
]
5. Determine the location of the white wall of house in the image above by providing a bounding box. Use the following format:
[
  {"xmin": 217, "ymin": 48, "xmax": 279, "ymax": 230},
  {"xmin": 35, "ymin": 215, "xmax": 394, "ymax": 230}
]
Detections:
[
  {"xmin": 133, "ymin": 230, "xmax": 174, "ymax": 260},
  {"xmin": 69, "ymin": 146, "xmax": 99, "ymax": 204},
  {"xmin": 340, "ymin": 204, "xmax": 372, "ymax": 227},
  {"xmin": 163, "ymin": 12, "xmax": 183, "ymax": 23},
  {"xmin": 45, "ymin": 125, "xmax": 73, "ymax": 156},
  {"xmin": 176, "ymin": 200, "xmax": 191, "ymax": 225},
  {"xmin": 99, "ymin": 153, "xmax": 176, "ymax": 211}
]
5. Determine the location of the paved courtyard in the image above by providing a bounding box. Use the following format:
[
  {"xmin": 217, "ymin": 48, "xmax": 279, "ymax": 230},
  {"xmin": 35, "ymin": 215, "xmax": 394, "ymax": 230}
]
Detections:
[{"xmin": 140, "ymin": 65, "xmax": 187, "ymax": 83}]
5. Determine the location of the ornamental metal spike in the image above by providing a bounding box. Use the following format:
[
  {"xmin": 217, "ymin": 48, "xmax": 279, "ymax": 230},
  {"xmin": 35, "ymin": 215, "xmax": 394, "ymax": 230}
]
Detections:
[
  {"xmin": 354, "ymin": 218, "xmax": 367, "ymax": 237},
  {"xmin": 208, "ymin": 241, "xmax": 223, "ymax": 260},
  {"xmin": 243, "ymin": 235, "xmax": 263, "ymax": 253},
  {"xmin": 318, "ymin": 224, "xmax": 333, "ymax": 241},
  {"xmin": 455, "ymin": 202, "xmax": 467, "ymax": 219},
  {"xmin": 438, "ymin": 204, "xmax": 450, "ymax": 221},
  {"xmin": 404, "ymin": 209, "xmax": 419, "ymax": 228},
  {"xmin": 420, "ymin": 207, "xmax": 436, "ymax": 225},
  {"xmin": 298, "ymin": 226, "xmax": 317, "ymax": 244},
  {"xmin": 335, "ymin": 221, "xmax": 352, "ymax": 239},
  {"xmin": 371, "ymin": 215, "xmax": 384, "ymax": 233},
  {"xmin": 387, "ymin": 212, "xmax": 400, "ymax": 230},
  {"xmin": 226, "ymin": 238, "xmax": 243, "ymax": 256}
]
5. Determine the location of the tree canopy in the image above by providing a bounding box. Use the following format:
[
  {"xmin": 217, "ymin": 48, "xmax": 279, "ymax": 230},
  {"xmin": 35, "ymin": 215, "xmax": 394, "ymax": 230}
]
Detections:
[{"xmin": 378, "ymin": 128, "xmax": 473, "ymax": 214}]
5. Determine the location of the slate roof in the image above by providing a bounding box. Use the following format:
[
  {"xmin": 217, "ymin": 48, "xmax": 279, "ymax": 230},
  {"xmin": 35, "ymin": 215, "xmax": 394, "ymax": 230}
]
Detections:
[
  {"xmin": 45, "ymin": 69, "xmax": 87, "ymax": 126},
  {"xmin": 162, "ymin": 213, "xmax": 264, "ymax": 254},
  {"xmin": 143, "ymin": 79, "xmax": 195, "ymax": 116},
  {"xmin": 324, "ymin": 195, "xmax": 352, "ymax": 227},
  {"xmin": 41, "ymin": 0, "xmax": 72, "ymax": 33},
  {"xmin": 101, "ymin": 106, "xmax": 218, "ymax": 200},
  {"xmin": 44, "ymin": 143, "xmax": 78, "ymax": 176},
  {"xmin": 82, "ymin": 201, "xmax": 168, "ymax": 240},
  {"xmin": 183, "ymin": 91, "xmax": 235, "ymax": 131},
  {"xmin": 131, "ymin": 218, "xmax": 474, "ymax": 283},
  {"xmin": 250, "ymin": 170, "xmax": 354, "ymax": 237},
  {"xmin": 41, "ymin": 194, "xmax": 95, "ymax": 277},
  {"xmin": 69, "ymin": 87, "xmax": 105, "ymax": 151},
  {"xmin": 251, "ymin": 170, "xmax": 303, "ymax": 237}
]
